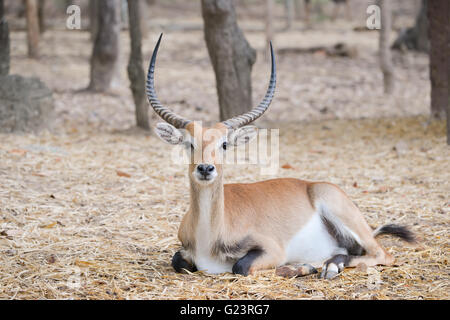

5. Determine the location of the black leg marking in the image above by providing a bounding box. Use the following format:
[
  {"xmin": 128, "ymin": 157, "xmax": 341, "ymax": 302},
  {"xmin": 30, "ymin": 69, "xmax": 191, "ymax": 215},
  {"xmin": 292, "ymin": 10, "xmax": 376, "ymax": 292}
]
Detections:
[
  {"xmin": 232, "ymin": 248, "xmax": 264, "ymax": 276},
  {"xmin": 321, "ymin": 215, "xmax": 365, "ymax": 256},
  {"xmin": 212, "ymin": 236, "xmax": 257, "ymax": 262},
  {"xmin": 171, "ymin": 250, "xmax": 197, "ymax": 274},
  {"xmin": 319, "ymin": 254, "xmax": 350, "ymax": 279}
]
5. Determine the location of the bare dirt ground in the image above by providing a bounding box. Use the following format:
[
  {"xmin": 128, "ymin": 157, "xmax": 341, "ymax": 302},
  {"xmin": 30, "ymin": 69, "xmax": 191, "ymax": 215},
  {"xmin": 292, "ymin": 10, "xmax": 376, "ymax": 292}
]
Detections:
[{"xmin": 0, "ymin": 3, "xmax": 448, "ymax": 299}]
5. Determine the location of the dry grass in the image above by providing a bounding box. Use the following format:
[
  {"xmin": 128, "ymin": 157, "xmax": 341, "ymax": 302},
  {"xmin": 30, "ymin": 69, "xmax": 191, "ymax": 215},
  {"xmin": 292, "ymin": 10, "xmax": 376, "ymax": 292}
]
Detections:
[
  {"xmin": 1, "ymin": 10, "xmax": 448, "ymax": 299},
  {"xmin": 0, "ymin": 117, "xmax": 448, "ymax": 300}
]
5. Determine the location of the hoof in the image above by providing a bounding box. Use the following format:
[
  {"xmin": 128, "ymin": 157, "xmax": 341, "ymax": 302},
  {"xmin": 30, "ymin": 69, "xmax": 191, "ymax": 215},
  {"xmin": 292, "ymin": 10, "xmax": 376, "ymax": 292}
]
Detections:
[
  {"xmin": 319, "ymin": 262, "xmax": 341, "ymax": 279},
  {"xmin": 319, "ymin": 254, "xmax": 349, "ymax": 279},
  {"xmin": 171, "ymin": 251, "xmax": 196, "ymax": 273}
]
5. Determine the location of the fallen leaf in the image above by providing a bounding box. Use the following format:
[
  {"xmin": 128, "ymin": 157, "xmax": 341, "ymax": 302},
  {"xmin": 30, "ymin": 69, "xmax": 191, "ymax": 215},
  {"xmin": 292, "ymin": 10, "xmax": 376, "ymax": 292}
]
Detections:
[
  {"xmin": 47, "ymin": 255, "xmax": 57, "ymax": 264},
  {"xmin": 281, "ymin": 164, "xmax": 295, "ymax": 169},
  {"xmin": 9, "ymin": 149, "xmax": 27, "ymax": 156},
  {"xmin": 116, "ymin": 170, "xmax": 131, "ymax": 178},
  {"xmin": 32, "ymin": 172, "xmax": 46, "ymax": 177}
]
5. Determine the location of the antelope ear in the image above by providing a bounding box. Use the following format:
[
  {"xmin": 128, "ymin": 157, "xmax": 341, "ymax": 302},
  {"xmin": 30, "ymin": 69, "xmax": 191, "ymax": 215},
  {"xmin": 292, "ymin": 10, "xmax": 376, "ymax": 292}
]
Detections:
[
  {"xmin": 228, "ymin": 125, "xmax": 258, "ymax": 146},
  {"xmin": 154, "ymin": 122, "xmax": 185, "ymax": 145}
]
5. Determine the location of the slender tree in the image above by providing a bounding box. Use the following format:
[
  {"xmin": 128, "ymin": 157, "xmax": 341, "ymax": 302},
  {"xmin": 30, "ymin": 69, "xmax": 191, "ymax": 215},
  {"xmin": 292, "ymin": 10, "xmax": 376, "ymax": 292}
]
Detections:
[
  {"xmin": 379, "ymin": 0, "xmax": 394, "ymax": 94},
  {"xmin": 38, "ymin": 0, "xmax": 45, "ymax": 34},
  {"xmin": 285, "ymin": 0, "xmax": 294, "ymax": 30},
  {"xmin": 293, "ymin": 0, "xmax": 302, "ymax": 19},
  {"xmin": 127, "ymin": 0, "xmax": 149, "ymax": 130},
  {"xmin": 26, "ymin": 0, "xmax": 40, "ymax": 59},
  {"xmin": 89, "ymin": 0, "xmax": 99, "ymax": 41},
  {"xmin": 201, "ymin": 0, "xmax": 256, "ymax": 121},
  {"xmin": 140, "ymin": 0, "xmax": 149, "ymax": 38},
  {"xmin": 304, "ymin": 0, "xmax": 311, "ymax": 24},
  {"xmin": 265, "ymin": 0, "xmax": 274, "ymax": 60},
  {"xmin": 0, "ymin": 0, "xmax": 9, "ymax": 75},
  {"xmin": 448, "ymin": 28, "xmax": 450, "ymax": 145},
  {"xmin": 88, "ymin": 0, "xmax": 120, "ymax": 92},
  {"xmin": 427, "ymin": 0, "xmax": 449, "ymax": 121}
]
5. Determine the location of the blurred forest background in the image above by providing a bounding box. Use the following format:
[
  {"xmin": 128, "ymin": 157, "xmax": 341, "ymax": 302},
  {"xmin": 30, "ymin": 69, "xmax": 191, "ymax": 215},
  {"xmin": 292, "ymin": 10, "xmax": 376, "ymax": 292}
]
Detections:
[
  {"xmin": 1, "ymin": 0, "xmax": 448, "ymax": 134},
  {"xmin": 0, "ymin": 0, "xmax": 448, "ymax": 300}
]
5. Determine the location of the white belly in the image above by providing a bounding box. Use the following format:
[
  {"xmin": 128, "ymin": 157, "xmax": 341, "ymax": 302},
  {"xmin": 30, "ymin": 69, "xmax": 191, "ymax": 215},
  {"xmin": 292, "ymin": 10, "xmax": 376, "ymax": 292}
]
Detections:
[{"xmin": 285, "ymin": 213, "xmax": 344, "ymax": 266}]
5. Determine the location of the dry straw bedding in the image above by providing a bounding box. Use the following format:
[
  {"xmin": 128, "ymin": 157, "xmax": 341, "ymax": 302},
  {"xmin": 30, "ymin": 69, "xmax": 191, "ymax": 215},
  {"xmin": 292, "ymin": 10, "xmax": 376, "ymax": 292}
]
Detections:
[
  {"xmin": 0, "ymin": 117, "xmax": 448, "ymax": 300},
  {"xmin": 1, "ymin": 23, "xmax": 448, "ymax": 300}
]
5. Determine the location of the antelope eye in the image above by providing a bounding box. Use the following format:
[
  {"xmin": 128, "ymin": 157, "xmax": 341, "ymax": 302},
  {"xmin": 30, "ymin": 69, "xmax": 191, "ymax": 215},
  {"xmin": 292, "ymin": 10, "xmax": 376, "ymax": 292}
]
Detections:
[{"xmin": 222, "ymin": 142, "xmax": 227, "ymax": 150}]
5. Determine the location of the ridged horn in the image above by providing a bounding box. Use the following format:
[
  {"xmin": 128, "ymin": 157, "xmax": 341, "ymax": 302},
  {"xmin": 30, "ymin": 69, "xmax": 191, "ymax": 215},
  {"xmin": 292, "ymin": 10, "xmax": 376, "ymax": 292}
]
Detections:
[
  {"xmin": 222, "ymin": 42, "xmax": 276, "ymax": 129},
  {"xmin": 146, "ymin": 33, "xmax": 191, "ymax": 128}
]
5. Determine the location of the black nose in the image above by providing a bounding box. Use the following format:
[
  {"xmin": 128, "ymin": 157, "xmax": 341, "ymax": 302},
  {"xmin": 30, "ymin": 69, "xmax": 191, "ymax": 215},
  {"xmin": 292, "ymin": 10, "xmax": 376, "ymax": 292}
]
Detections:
[{"xmin": 197, "ymin": 164, "xmax": 215, "ymax": 175}]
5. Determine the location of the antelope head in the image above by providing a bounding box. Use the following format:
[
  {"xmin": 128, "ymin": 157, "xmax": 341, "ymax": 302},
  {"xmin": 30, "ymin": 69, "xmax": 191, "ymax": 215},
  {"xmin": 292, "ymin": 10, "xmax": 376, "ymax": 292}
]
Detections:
[{"xmin": 147, "ymin": 34, "xmax": 276, "ymax": 187}]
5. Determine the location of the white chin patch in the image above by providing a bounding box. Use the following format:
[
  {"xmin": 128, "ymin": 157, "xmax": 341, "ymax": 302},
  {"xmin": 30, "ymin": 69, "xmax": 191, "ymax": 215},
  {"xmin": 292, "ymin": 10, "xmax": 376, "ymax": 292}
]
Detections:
[{"xmin": 192, "ymin": 171, "xmax": 217, "ymax": 185}]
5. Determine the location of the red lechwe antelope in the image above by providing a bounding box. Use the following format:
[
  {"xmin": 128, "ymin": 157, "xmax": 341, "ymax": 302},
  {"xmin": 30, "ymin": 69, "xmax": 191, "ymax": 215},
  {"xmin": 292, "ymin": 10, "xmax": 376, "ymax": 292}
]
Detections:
[{"xmin": 147, "ymin": 34, "xmax": 415, "ymax": 279}]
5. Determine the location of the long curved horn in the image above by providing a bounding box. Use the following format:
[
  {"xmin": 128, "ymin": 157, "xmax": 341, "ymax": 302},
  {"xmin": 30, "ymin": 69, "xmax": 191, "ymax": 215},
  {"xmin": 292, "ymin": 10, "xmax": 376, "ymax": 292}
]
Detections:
[
  {"xmin": 146, "ymin": 33, "xmax": 191, "ymax": 128},
  {"xmin": 222, "ymin": 42, "xmax": 276, "ymax": 129}
]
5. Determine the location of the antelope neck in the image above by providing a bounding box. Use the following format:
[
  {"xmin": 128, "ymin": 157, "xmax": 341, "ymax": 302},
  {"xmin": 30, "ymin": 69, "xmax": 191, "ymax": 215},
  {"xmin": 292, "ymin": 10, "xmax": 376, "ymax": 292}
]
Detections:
[{"xmin": 189, "ymin": 176, "xmax": 225, "ymax": 233}]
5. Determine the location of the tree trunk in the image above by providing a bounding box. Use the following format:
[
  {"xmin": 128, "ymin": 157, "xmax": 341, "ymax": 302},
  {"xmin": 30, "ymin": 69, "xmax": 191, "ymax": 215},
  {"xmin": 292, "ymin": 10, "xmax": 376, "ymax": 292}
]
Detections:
[
  {"xmin": 201, "ymin": 0, "xmax": 256, "ymax": 121},
  {"xmin": 265, "ymin": 0, "xmax": 274, "ymax": 60},
  {"xmin": 127, "ymin": 0, "xmax": 149, "ymax": 130},
  {"xmin": 88, "ymin": 0, "xmax": 120, "ymax": 92},
  {"xmin": 26, "ymin": 0, "xmax": 40, "ymax": 59},
  {"xmin": 140, "ymin": 0, "xmax": 149, "ymax": 38},
  {"xmin": 89, "ymin": 0, "xmax": 99, "ymax": 41},
  {"xmin": 18, "ymin": 0, "xmax": 26, "ymax": 18},
  {"xmin": 120, "ymin": 0, "xmax": 128, "ymax": 29},
  {"xmin": 379, "ymin": 0, "xmax": 394, "ymax": 94},
  {"xmin": 428, "ymin": 0, "xmax": 449, "ymax": 120},
  {"xmin": 392, "ymin": 0, "xmax": 428, "ymax": 52},
  {"xmin": 304, "ymin": 0, "xmax": 311, "ymax": 24},
  {"xmin": 293, "ymin": 0, "xmax": 302, "ymax": 19},
  {"xmin": 38, "ymin": 0, "xmax": 45, "ymax": 34},
  {"xmin": 448, "ymin": 26, "xmax": 450, "ymax": 145},
  {"xmin": 0, "ymin": 0, "xmax": 10, "ymax": 75},
  {"xmin": 285, "ymin": 0, "xmax": 294, "ymax": 30}
]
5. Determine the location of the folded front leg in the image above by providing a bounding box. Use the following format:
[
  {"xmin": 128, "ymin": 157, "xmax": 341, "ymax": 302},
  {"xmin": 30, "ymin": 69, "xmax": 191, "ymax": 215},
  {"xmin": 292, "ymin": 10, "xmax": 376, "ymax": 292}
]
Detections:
[{"xmin": 232, "ymin": 239, "xmax": 285, "ymax": 276}]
